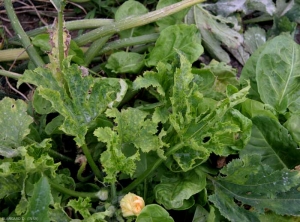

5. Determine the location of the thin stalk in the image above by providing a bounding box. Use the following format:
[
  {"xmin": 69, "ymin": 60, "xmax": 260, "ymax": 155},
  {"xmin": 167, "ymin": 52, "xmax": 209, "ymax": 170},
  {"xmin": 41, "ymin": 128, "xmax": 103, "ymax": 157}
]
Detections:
[
  {"xmin": 4, "ymin": 0, "xmax": 45, "ymax": 67},
  {"xmin": 84, "ymin": 35, "xmax": 112, "ymax": 66},
  {"xmin": 121, "ymin": 142, "xmax": 185, "ymax": 194},
  {"xmin": 243, "ymin": 15, "xmax": 273, "ymax": 24},
  {"xmin": 0, "ymin": 69, "xmax": 22, "ymax": 80},
  {"xmin": 111, "ymin": 183, "xmax": 117, "ymax": 204},
  {"xmin": 48, "ymin": 179, "xmax": 100, "ymax": 199},
  {"xmin": 81, "ymin": 143, "xmax": 103, "ymax": 181},
  {"xmin": 8, "ymin": 19, "xmax": 114, "ymax": 44},
  {"xmin": 57, "ymin": 10, "xmax": 65, "ymax": 69},
  {"xmin": 77, "ymin": 161, "xmax": 94, "ymax": 182},
  {"xmin": 74, "ymin": 0, "xmax": 205, "ymax": 46},
  {"xmin": 47, "ymin": 149, "xmax": 74, "ymax": 163},
  {"xmin": 1, "ymin": 33, "xmax": 158, "ymax": 63},
  {"xmin": 98, "ymin": 33, "xmax": 159, "ymax": 55}
]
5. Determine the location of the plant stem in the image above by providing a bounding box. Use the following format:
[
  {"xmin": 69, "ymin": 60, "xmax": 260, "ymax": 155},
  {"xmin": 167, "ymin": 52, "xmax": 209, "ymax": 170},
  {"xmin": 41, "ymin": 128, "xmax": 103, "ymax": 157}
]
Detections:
[
  {"xmin": 48, "ymin": 179, "xmax": 99, "ymax": 199},
  {"xmin": 121, "ymin": 142, "xmax": 185, "ymax": 194},
  {"xmin": 84, "ymin": 35, "xmax": 112, "ymax": 66},
  {"xmin": 74, "ymin": 0, "xmax": 205, "ymax": 46},
  {"xmin": 47, "ymin": 149, "xmax": 74, "ymax": 163},
  {"xmin": 81, "ymin": 143, "xmax": 103, "ymax": 181},
  {"xmin": 57, "ymin": 9, "xmax": 65, "ymax": 69},
  {"xmin": 98, "ymin": 33, "xmax": 159, "ymax": 55},
  {"xmin": 0, "ymin": 69, "xmax": 22, "ymax": 80},
  {"xmin": 8, "ymin": 19, "xmax": 114, "ymax": 44},
  {"xmin": 111, "ymin": 183, "xmax": 117, "ymax": 204},
  {"xmin": 77, "ymin": 161, "xmax": 94, "ymax": 182},
  {"xmin": 4, "ymin": 0, "xmax": 45, "ymax": 67}
]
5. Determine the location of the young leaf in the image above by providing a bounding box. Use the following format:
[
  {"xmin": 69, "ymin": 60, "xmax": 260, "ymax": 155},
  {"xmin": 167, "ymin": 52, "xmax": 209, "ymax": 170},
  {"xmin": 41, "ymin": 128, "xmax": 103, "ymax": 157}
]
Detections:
[
  {"xmin": 284, "ymin": 114, "xmax": 300, "ymax": 146},
  {"xmin": 0, "ymin": 98, "xmax": 33, "ymax": 158},
  {"xmin": 18, "ymin": 59, "xmax": 127, "ymax": 146},
  {"xmin": 240, "ymin": 116, "xmax": 300, "ymax": 170},
  {"xmin": 146, "ymin": 24, "xmax": 203, "ymax": 67},
  {"xmin": 136, "ymin": 204, "xmax": 174, "ymax": 222},
  {"xmin": 94, "ymin": 108, "xmax": 166, "ymax": 183},
  {"xmin": 154, "ymin": 169, "xmax": 206, "ymax": 210},
  {"xmin": 67, "ymin": 197, "xmax": 91, "ymax": 219},
  {"xmin": 105, "ymin": 51, "xmax": 145, "ymax": 74},
  {"xmin": 209, "ymin": 155, "xmax": 300, "ymax": 221},
  {"xmin": 23, "ymin": 176, "xmax": 51, "ymax": 221},
  {"xmin": 256, "ymin": 35, "xmax": 300, "ymax": 114}
]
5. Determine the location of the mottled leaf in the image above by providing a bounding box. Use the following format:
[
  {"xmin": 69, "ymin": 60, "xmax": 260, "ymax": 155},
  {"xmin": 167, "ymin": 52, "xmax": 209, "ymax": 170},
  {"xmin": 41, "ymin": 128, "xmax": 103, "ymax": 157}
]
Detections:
[
  {"xmin": 0, "ymin": 98, "xmax": 33, "ymax": 158},
  {"xmin": 67, "ymin": 197, "xmax": 91, "ymax": 219},
  {"xmin": 18, "ymin": 59, "xmax": 127, "ymax": 146},
  {"xmin": 94, "ymin": 108, "xmax": 166, "ymax": 183}
]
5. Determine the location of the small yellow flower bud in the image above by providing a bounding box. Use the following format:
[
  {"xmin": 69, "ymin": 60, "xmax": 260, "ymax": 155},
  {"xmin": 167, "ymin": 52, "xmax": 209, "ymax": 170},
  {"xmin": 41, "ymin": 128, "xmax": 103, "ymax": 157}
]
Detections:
[{"xmin": 120, "ymin": 192, "xmax": 145, "ymax": 217}]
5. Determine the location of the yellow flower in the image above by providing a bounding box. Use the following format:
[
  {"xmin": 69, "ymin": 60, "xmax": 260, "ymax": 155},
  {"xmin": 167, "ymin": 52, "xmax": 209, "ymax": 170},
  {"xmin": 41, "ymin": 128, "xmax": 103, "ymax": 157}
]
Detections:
[{"xmin": 120, "ymin": 192, "xmax": 145, "ymax": 217}]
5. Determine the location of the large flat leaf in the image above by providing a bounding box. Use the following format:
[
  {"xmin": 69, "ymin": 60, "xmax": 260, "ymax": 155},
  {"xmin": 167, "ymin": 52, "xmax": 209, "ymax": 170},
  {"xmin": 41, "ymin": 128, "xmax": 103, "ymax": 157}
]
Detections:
[
  {"xmin": 209, "ymin": 155, "xmax": 300, "ymax": 221},
  {"xmin": 0, "ymin": 98, "xmax": 33, "ymax": 158},
  {"xmin": 256, "ymin": 35, "xmax": 300, "ymax": 114},
  {"xmin": 240, "ymin": 116, "xmax": 300, "ymax": 170},
  {"xmin": 146, "ymin": 24, "xmax": 203, "ymax": 67},
  {"xmin": 18, "ymin": 59, "xmax": 127, "ymax": 146}
]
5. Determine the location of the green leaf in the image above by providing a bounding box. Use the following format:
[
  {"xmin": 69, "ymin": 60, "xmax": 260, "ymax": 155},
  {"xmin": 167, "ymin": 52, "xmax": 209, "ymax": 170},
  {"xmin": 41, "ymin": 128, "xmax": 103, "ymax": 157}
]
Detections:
[
  {"xmin": 24, "ymin": 176, "xmax": 51, "ymax": 221},
  {"xmin": 115, "ymin": 0, "xmax": 152, "ymax": 38},
  {"xmin": 18, "ymin": 59, "xmax": 127, "ymax": 146},
  {"xmin": 136, "ymin": 204, "xmax": 174, "ymax": 222},
  {"xmin": 240, "ymin": 42, "xmax": 267, "ymax": 101},
  {"xmin": 154, "ymin": 169, "xmax": 206, "ymax": 210},
  {"xmin": 244, "ymin": 27, "xmax": 266, "ymax": 54},
  {"xmin": 0, "ymin": 98, "xmax": 33, "ymax": 158},
  {"xmin": 256, "ymin": 35, "xmax": 300, "ymax": 114},
  {"xmin": 146, "ymin": 24, "xmax": 203, "ymax": 67},
  {"xmin": 94, "ymin": 108, "xmax": 166, "ymax": 183},
  {"xmin": 32, "ymin": 90, "xmax": 54, "ymax": 115},
  {"xmin": 284, "ymin": 114, "xmax": 300, "ymax": 147},
  {"xmin": 31, "ymin": 34, "xmax": 51, "ymax": 52},
  {"xmin": 156, "ymin": 0, "xmax": 188, "ymax": 30},
  {"xmin": 105, "ymin": 51, "xmax": 145, "ymax": 74},
  {"xmin": 67, "ymin": 197, "xmax": 91, "ymax": 219},
  {"xmin": 240, "ymin": 99, "xmax": 277, "ymax": 120},
  {"xmin": 209, "ymin": 155, "xmax": 300, "ymax": 221},
  {"xmin": 240, "ymin": 116, "xmax": 300, "ymax": 170}
]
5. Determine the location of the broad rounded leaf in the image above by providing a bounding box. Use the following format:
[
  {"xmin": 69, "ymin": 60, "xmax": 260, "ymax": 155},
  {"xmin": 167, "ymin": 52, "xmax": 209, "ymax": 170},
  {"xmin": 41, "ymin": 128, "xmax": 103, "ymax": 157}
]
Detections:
[
  {"xmin": 146, "ymin": 24, "xmax": 203, "ymax": 67},
  {"xmin": 136, "ymin": 204, "xmax": 174, "ymax": 222}
]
